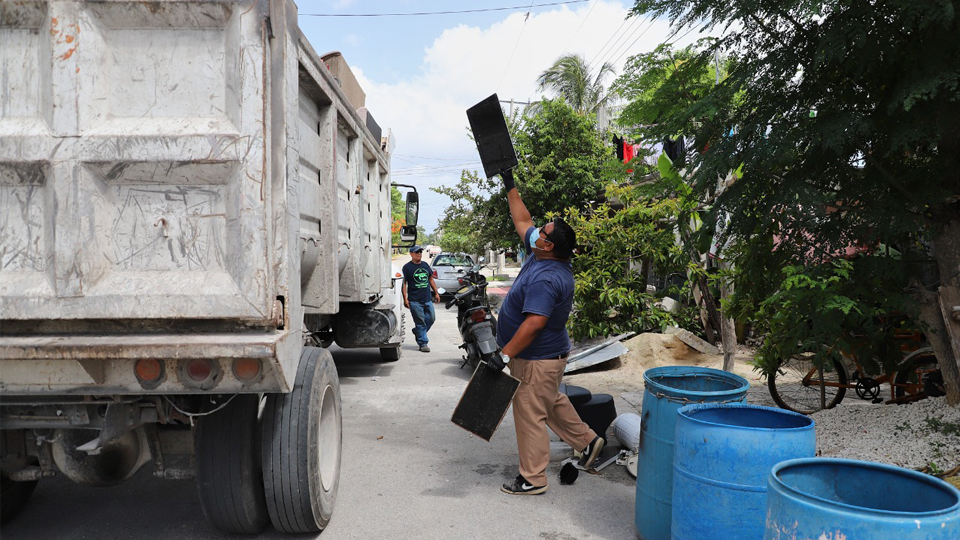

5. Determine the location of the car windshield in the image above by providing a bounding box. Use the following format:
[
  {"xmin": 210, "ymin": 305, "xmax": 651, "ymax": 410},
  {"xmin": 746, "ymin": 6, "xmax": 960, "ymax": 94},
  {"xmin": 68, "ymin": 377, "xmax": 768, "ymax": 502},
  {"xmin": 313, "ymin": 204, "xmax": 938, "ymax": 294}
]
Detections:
[{"xmin": 434, "ymin": 254, "xmax": 473, "ymax": 266}]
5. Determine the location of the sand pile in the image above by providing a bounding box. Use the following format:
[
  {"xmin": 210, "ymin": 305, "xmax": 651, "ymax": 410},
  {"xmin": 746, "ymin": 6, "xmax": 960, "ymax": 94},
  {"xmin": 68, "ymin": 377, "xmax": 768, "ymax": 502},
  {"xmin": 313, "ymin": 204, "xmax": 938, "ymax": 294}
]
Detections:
[{"xmin": 564, "ymin": 332, "xmax": 763, "ymax": 395}]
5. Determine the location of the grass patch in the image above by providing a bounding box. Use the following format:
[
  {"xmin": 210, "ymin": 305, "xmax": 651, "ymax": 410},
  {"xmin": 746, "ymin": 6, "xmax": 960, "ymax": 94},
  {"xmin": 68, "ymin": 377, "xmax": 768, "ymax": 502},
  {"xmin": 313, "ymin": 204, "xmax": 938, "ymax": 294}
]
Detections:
[{"xmin": 923, "ymin": 417, "xmax": 960, "ymax": 437}]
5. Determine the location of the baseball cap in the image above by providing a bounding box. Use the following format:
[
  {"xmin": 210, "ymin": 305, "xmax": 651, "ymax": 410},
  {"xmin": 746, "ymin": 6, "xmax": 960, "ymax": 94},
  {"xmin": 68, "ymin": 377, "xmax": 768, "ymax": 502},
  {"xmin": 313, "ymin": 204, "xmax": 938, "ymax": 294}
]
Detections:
[{"xmin": 409, "ymin": 245, "xmax": 424, "ymax": 253}]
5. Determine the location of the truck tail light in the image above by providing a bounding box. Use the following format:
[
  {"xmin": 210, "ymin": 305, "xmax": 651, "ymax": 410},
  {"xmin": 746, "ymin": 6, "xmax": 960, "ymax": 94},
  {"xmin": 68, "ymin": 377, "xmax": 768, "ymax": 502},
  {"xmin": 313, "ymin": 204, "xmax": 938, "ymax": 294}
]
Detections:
[
  {"xmin": 185, "ymin": 359, "xmax": 212, "ymax": 381},
  {"xmin": 233, "ymin": 359, "xmax": 262, "ymax": 382},
  {"xmin": 135, "ymin": 359, "xmax": 164, "ymax": 385},
  {"xmin": 433, "ymin": 270, "xmax": 438, "ymax": 279}
]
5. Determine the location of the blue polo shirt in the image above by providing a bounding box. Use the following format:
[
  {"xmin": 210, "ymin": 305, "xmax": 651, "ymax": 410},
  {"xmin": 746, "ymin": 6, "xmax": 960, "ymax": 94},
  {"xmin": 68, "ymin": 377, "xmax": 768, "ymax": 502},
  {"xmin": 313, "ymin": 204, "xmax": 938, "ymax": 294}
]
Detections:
[{"xmin": 496, "ymin": 226, "xmax": 574, "ymax": 359}]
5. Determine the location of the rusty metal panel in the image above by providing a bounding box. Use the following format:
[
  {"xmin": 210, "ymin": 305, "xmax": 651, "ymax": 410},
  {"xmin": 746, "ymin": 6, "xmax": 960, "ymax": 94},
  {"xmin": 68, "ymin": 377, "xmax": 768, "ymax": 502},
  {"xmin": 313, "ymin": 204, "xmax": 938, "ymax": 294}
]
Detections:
[{"xmin": 0, "ymin": 0, "xmax": 272, "ymax": 321}]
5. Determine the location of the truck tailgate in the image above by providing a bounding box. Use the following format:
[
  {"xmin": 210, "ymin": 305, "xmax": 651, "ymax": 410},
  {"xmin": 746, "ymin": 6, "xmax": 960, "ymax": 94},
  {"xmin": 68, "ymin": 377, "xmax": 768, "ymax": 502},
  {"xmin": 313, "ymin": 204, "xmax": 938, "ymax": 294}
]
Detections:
[{"xmin": 0, "ymin": 1, "xmax": 272, "ymax": 321}]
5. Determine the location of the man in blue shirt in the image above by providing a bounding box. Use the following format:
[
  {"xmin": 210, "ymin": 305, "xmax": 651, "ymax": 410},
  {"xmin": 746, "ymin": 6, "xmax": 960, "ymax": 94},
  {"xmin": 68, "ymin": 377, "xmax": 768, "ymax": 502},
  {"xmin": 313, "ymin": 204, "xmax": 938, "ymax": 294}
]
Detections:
[
  {"xmin": 402, "ymin": 245, "xmax": 441, "ymax": 352},
  {"xmin": 495, "ymin": 172, "xmax": 604, "ymax": 495}
]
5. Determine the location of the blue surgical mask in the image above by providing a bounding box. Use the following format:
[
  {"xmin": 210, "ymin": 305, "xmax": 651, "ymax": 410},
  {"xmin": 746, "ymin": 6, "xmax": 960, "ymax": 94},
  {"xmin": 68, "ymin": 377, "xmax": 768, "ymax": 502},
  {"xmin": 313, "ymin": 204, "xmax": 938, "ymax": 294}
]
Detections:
[{"xmin": 528, "ymin": 227, "xmax": 540, "ymax": 249}]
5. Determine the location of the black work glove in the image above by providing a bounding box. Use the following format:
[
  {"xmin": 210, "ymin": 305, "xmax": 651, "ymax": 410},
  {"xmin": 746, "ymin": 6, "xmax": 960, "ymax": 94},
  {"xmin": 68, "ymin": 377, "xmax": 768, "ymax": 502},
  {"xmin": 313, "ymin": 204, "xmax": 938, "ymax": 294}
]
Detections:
[
  {"xmin": 500, "ymin": 169, "xmax": 516, "ymax": 192},
  {"xmin": 487, "ymin": 353, "xmax": 506, "ymax": 372}
]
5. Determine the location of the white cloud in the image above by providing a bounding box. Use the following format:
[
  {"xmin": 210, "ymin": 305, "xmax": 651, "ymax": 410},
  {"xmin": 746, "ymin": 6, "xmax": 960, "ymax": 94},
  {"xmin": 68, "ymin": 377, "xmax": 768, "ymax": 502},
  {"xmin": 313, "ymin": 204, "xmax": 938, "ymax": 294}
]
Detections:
[
  {"xmin": 343, "ymin": 33, "xmax": 362, "ymax": 47},
  {"xmin": 349, "ymin": 1, "xmax": 715, "ymax": 232}
]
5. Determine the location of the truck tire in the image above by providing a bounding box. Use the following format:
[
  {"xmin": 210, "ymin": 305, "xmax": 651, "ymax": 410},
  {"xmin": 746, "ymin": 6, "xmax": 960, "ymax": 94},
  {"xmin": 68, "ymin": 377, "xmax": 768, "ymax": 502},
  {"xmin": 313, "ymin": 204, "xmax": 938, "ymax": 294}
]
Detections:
[
  {"xmin": 195, "ymin": 394, "xmax": 269, "ymax": 534},
  {"xmin": 1, "ymin": 475, "xmax": 37, "ymax": 525},
  {"xmin": 380, "ymin": 346, "xmax": 401, "ymax": 362},
  {"xmin": 262, "ymin": 347, "xmax": 342, "ymax": 533}
]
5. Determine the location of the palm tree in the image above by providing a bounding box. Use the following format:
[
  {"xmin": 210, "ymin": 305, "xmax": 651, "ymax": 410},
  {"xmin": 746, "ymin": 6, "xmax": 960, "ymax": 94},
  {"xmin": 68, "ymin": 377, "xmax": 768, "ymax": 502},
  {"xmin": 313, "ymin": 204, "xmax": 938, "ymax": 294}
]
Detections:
[{"xmin": 536, "ymin": 53, "xmax": 616, "ymax": 116}]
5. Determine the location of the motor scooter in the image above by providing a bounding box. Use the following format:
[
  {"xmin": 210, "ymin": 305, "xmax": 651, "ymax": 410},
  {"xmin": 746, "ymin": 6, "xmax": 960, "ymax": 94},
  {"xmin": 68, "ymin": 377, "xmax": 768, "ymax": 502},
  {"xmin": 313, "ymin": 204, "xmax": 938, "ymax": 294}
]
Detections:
[{"xmin": 444, "ymin": 258, "xmax": 505, "ymax": 370}]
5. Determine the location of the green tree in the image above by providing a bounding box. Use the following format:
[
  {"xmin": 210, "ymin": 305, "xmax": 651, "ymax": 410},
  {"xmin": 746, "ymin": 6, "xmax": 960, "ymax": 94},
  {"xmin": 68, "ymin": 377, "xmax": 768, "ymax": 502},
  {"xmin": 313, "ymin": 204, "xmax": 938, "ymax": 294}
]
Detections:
[
  {"xmin": 612, "ymin": 41, "xmax": 726, "ymax": 144},
  {"xmin": 536, "ymin": 54, "xmax": 617, "ymax": 116},
  {"xmin": 566, "ymin": 183, "xmax": 698, "ymax": 340},
  {"xmin": 433, "ymin": 170, "xmax": 506, "ymax": 256},
  {"xmin": 628, "ymin": 0, "xmax": 960, "ymax": 403},
  {"xmin": 612, "ymin": 43, "xmax": 733, "ymax": 343},
  {"xmin": 390, "ymin": 186, "xmax": 405, "ymax": 246}
]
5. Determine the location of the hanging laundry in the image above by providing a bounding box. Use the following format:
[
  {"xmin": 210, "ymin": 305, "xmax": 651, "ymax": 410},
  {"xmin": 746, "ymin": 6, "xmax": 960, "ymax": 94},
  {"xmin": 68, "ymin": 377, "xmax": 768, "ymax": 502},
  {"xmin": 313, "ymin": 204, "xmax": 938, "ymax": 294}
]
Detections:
[
  {"xmin": 663, "ymin": 137, "xmax": 685, "ymax": 164},
  {"xmin": 613, "ymin": 134, "xmax": 624, "ymax": 161},
  {"xmin": 623, "ymin": 142, "xmax": 635, "ymax": 173}
]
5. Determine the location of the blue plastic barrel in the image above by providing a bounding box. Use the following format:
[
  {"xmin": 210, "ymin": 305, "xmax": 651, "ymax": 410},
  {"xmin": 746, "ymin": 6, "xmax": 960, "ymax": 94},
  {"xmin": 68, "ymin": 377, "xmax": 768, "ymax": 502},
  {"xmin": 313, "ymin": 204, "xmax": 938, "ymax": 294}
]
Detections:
[
  {"xmin": 635, "ymin": 366, "xmax": 750, "ymax": 540},
  {"xmin": 765, "ymin": 458, "xmax": 960, "ymax": 540},
  {"xmin": 671, "ymin": 404, "xmax": 815, "ymax": 540}
]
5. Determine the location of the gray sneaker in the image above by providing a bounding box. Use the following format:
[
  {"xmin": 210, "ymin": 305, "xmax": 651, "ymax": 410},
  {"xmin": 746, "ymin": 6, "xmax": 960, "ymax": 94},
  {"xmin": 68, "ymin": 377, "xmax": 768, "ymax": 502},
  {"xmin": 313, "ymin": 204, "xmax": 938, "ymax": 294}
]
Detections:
[{"xmin": 419, "ymin": 345, "xmax": 430, "ymax": 352}]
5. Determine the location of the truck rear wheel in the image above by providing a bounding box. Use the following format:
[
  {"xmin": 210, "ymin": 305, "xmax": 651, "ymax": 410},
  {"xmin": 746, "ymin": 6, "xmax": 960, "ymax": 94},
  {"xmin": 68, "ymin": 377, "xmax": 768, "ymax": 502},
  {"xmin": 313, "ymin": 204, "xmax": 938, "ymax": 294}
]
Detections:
[
  {"xmin": 262, "ymin": 347, "xmax": 342, "ymax": 533},
  {"xmin": 195, "ymin": 394, "xmax": 269, "ymax": 534}
]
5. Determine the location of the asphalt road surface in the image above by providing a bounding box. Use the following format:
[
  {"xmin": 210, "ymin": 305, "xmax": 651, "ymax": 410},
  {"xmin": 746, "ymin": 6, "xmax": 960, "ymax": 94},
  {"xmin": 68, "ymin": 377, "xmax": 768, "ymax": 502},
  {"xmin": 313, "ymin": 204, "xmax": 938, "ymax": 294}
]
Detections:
[{"xmin": 2, "ymin": 299, "xmax": 638, "ymax": 539}]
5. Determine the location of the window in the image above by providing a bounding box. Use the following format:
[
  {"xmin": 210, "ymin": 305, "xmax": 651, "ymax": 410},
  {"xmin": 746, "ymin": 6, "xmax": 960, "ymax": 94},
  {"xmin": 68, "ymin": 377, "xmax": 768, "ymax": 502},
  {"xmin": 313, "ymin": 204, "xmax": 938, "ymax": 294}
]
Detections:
[{"xmin": 433, "ymin": 254, "xmax": 474, "ymax": 267}]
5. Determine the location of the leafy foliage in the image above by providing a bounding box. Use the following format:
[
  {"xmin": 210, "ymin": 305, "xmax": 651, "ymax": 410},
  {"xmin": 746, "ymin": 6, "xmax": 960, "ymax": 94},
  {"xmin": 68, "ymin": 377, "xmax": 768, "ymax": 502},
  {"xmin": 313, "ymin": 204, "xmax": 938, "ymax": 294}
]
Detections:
[
  {"xmin": 626, "ymin": 0, "xmax": 960, "ymax": 396},
  {"xmin": 731, "ymin": 256, "xmax": 917, "ymax": 376},
  {"xmin": 536, "ymin": 54, "xmax": 617, "ymax": 116},
  {"xmin": 389, "ymin": 186, "xmax": 406, "ymax": 246},
  {"xmin": 432, "ymin": 170, "xmax": 507, "ymax": 255},
  {"xmin": 512, "ymin": 99, "xmax": 612, "ymax": 218},
  {"xmin": 566, "ymin": 183, "xmax": 701, "ymax": 340},
  {"xmin": 613, "ymin": 41, "xmax": 726, "ymax": 144}
]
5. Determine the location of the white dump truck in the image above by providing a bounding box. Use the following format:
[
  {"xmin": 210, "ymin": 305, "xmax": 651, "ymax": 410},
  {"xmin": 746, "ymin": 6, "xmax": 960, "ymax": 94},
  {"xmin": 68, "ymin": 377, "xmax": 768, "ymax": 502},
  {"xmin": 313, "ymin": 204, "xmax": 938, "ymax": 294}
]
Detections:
[{"xmin": 0, "ymin": 0, "xmax": 419, "ymax": 533}]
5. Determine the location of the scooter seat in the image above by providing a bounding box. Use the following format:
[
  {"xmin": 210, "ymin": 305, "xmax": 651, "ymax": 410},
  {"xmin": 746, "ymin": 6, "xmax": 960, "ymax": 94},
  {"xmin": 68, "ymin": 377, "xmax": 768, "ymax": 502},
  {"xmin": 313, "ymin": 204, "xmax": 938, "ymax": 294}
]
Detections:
[
  {"xmin": 575, "ymin": 393, "xmax": 617, "ymax": 441},
  {"xmin": 559, "ymin": 383, "xmax": 592, "ymax": 407}
]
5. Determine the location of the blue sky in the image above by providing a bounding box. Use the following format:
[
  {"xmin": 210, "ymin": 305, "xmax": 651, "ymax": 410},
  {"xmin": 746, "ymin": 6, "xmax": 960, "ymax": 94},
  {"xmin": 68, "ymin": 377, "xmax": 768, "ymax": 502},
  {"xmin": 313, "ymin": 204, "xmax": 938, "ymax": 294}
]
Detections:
[{"xmin": 298, "ymin": 1, "xmax": 709, "ymax": 234}]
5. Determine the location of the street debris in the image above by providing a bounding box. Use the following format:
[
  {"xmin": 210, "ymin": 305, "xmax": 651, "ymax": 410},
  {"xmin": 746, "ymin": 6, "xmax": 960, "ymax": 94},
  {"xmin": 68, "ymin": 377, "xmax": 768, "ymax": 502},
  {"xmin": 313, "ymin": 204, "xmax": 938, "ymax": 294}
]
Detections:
[
  {"xmin": 667, "ymin": 327, "xmax": 721, "ymax": 355},
  {"xmin": 564, "ymin": 332, "xmax": 635, "ymax": 373}
]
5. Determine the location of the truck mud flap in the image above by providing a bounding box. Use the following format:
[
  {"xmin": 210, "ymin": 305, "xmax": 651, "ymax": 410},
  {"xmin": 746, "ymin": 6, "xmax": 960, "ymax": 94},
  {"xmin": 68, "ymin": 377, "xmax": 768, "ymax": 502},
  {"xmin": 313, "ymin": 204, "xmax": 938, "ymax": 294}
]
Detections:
[{"xmin": 333, "ymin": 308, "xmax": 397, "ymax": 348}]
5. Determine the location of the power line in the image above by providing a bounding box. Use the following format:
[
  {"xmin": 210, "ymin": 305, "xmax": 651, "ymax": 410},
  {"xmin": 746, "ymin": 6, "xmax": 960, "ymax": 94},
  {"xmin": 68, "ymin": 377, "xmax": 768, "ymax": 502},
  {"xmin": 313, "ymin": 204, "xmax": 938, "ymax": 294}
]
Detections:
[
  {"xmin": 594, "ymin": 13, "xmax": 648, "ymax": 69},
  {"xmin": 301, "ymin": 1, "xmax": 588, "ymax": 17},
  {"xmin": 559, "ymin": 0, "xmax": 598, "ymax": 55},
  {"xmin": 394, "ymin": 156, "xmax": 480, "ymax": 168},
  {"xmin": 606, "ymin": 15, "xmax": 658, "ymax": 66},
  {"xmin": 394, "ymin": 154, "xmax": 480, "ymax": 162},
  {"xmin": 601, "ymin": 13, "xmax": 646, "ymax": 64},
  {"xmin": 587, "ymin": 14, "xmax": 632, "ymax": 68},
  {"xmin": 497, "ymin": 1, "xmax": 537, "ymax": 92},
  {"xmin": 665, "ymin": 23, "xmax": 701, "ymax": 48}
]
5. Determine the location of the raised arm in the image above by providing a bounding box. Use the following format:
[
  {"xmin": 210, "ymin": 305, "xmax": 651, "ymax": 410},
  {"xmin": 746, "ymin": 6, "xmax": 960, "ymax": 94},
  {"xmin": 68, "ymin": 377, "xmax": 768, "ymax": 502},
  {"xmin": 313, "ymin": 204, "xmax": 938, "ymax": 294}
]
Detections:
[{"xmin": 502, "ymin": 169, "xmax": 534, "ymax": 242}]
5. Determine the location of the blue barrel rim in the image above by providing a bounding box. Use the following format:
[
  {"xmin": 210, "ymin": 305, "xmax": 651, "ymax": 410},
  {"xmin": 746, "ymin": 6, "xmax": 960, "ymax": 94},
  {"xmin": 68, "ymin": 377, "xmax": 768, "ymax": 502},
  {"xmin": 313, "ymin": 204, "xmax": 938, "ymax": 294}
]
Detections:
[
  {"xmin": 771, "ymin": 458, "xmax": 960, "ymax": 518},
  {"xmin": 677, "ymin": 403, "xmax": 814, "ymax": 432},
  {"xmin": 643, "ymin": 366, "xmax": 750, "ymax": 400}
]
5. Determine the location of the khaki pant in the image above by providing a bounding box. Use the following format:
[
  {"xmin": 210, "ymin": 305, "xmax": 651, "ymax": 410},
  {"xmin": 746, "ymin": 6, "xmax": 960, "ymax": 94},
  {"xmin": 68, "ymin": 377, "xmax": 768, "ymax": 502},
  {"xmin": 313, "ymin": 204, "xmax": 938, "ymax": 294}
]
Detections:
[{"xmin": 508, "ymin": 357, "xmax": 596, "ymax": 486}]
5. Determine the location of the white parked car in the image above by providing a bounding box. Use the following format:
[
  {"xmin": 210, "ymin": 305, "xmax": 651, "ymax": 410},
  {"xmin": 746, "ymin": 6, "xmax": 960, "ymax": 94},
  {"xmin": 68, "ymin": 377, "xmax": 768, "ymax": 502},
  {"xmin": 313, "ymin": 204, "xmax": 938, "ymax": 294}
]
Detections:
[{"xmin": 430, "ymin": 252, "xmax": 476, "ymax": 295}]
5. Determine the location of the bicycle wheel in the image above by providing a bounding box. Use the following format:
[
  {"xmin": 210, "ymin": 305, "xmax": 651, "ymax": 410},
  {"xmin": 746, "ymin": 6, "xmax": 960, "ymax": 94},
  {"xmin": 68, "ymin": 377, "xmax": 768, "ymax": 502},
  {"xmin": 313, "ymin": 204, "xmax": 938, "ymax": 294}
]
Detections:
[
  {"xmin": 893, "ymin": 347, "xmax": 939, "ymax": 399},
  {"xmin": 769, "ymin": 353, "xmax": 847, "ymax": 414}
]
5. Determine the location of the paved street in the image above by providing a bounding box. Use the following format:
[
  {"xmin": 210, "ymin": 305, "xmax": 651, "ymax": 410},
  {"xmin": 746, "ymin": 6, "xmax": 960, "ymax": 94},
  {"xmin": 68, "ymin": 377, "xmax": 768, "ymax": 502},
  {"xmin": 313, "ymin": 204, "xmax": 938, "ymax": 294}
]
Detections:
[{"xmin": 2, "ymin": 285, "xmax": 639, "ymax": 539}]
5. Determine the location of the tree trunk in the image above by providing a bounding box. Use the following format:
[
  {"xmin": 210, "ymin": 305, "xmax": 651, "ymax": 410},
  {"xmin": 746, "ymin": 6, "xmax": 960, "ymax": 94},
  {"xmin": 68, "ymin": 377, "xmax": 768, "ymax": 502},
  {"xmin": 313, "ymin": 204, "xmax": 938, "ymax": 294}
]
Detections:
[
  {"xmin": 692, "ymin": 281, "xmax": 717, "ymax": 344},
  {"xmin": 720, "ymin": 278, "xmax": 737, "ymax": 372},
  {"xmin": 938, "ymin": 286, "xmax": 960, "ymax": 369},
  {"xmin": 921, "ymin": 219, "xmax": 960, "ymax": 405}
]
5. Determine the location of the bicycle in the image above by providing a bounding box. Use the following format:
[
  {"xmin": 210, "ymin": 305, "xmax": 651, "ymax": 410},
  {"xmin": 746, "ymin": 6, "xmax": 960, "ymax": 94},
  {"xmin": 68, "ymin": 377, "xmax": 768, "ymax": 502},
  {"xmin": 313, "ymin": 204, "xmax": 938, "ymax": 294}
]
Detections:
[{"xmin": 767, "ymin": 329, "xmax": 942, "ymax": 415}]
